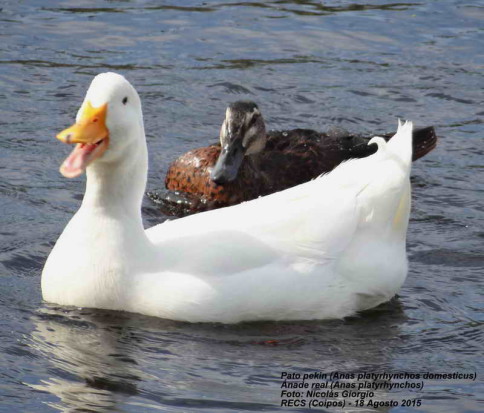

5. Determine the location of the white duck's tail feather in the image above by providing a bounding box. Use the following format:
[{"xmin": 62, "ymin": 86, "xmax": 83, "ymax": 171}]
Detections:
[
  {"xmin": 352, "ymin": 120, "xmax": 413, "ymax": 236},
  {"xmin": 385, "ymin": 120, "xmax": 413, "ymax": 170}
]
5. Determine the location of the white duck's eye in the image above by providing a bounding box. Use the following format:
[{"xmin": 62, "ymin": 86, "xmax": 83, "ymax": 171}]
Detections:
[{"xmin": 122, "ymin": 97, "xmax": 128, "ymax": 105}]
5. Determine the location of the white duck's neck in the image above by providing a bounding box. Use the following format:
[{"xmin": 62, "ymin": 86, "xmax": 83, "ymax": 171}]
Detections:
[
  {"xmin": 42, "ymin": 131, "xmax": 153, "ymax": 307},
  {"xmin": 81, "ymin": 140, "xmax": 148, "ymax": 227}
]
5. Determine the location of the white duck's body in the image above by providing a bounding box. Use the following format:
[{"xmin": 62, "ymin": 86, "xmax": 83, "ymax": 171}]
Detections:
[{"xmin": 42, "ymin": 73, "xmax": 412, "ymax": 323}]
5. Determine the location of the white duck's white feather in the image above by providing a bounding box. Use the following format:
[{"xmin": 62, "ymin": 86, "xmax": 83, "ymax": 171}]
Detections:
[{"xmin": 42, "ymin": 73, "xmax": 412, "ymax": 323}]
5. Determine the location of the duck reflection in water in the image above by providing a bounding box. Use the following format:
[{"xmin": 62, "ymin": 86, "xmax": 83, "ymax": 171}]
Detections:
[
  {"xmin": 28, "ymin": 307, "xmax": 142, "ymax": 412},
  {"xmin": 26, "ymin": 300, "xmax": 408, "ymax": 412}
]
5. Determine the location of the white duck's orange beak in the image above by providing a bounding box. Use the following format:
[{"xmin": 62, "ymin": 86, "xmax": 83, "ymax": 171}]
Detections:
[{"xmin": 57, "ymin": 101, "xmax": 109, "ymax": 178}]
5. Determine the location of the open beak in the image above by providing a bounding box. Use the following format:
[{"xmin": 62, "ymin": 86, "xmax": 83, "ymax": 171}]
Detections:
[
  {"xmin": 210, "ymin": 136, "xmax": 245, "ymax": 185},
  {"xmin": 57, "ymin": 101, "xmax": 109, "ymax": 178}
]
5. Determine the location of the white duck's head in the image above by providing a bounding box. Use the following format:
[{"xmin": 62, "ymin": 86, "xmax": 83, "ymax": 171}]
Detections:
[{"xmin": 57, "ymin": 72, "xmax": 144, "ymax": 178}]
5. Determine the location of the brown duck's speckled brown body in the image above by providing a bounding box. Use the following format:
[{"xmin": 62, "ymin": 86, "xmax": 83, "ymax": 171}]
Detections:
[
  {"xmin": 150, "ymin": 125, "xmax": 437, "ymax": 216},
  {"xmin": 164, "ymin": 143, "xmax": 265, "ymax": 209}
]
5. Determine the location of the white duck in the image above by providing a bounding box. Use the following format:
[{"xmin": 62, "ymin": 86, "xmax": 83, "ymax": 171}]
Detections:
[{"xmin": 42, "ymin": 72, "xmax": 413, "ymax": 324}]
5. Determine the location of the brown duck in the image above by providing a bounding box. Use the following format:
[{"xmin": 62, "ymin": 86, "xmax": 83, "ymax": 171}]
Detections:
[{"xmin": 149, "ymin": 101, "xmax": 437, "ymax": 215}]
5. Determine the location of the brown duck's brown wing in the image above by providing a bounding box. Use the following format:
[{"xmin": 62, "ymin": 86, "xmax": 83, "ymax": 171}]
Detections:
[
  {"xmin": 261, "ymin": 125, "xmax": 437, "ymax": 191},
  {"xmin": 260, "ymin": 129, "xmax": 361, "ymax": 191},
  {"xmin": 259, "ymin": 130, "xmax": 326, "ymax": 191}
]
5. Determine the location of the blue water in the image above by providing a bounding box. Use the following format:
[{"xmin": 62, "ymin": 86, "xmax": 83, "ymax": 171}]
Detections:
[{"xmin": 0, "ymin": 1, "xmax": 483, "ymax": 412}]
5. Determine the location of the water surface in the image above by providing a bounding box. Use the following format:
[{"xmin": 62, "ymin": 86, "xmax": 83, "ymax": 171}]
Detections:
[{"xmin": 0, "ymin": 1, "xmax": 483, "ymax": 412}]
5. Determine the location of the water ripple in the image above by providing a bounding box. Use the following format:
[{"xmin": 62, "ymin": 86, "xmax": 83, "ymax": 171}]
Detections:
[{"xmin": 1, "ymin": 0, "xmax": 483, "ymax": 412}]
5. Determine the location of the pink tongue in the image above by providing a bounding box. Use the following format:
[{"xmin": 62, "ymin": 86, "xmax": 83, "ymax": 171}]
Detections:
[{"xmin": 60, "ymin": 144, "xmax": 97, "ymax": 178}]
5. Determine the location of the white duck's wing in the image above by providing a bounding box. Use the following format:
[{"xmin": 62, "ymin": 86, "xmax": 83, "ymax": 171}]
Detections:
[
  {"xmin": 147, "ymin": 121, "xmax": 412, "ymax": 270},
  {"xmin": 147, "ymin": 170, "xmax": 360, "ymax": 263}
]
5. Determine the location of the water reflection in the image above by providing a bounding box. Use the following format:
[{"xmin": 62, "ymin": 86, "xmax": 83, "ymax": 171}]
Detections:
[
  {"xmin": 27, "ymin": 300, "xmax": 410, "ymax": 412},
  {"xmin": 29, "ymin": 308, "xmax": 144, "ymax": 412}
]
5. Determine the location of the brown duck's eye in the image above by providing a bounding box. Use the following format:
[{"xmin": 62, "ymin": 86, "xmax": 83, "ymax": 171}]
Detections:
[
  {"xmin": 122, "ymin": 97, "xmax": 128, "ymax": 105},
  {"xmin": 247, "ymin": 114, "xmax": 259, "ymax": 129}
]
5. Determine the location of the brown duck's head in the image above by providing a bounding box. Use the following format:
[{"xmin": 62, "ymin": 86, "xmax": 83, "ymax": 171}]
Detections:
[{"xmin": 211, "ymin": 100, "xmax": 267, "ymax": 185}]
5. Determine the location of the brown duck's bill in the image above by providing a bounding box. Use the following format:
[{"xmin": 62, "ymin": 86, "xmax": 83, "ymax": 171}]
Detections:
[
  {"xmin": 210, "ymin": 138, "xmax": 245, "ymax": 185},
  {"xmin": 56, "ymin": 101, "xmax": 109, "ymax": 178}
]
